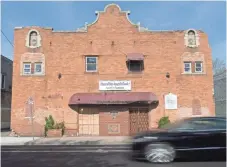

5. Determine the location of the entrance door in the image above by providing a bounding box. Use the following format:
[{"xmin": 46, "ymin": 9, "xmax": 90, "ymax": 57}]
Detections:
[
  {"xmin": 79, "ymin": 108, "xmax": 99, "ymax": 136},
  {"xmin": 129, "ymin": 108, "xmax": 149, "ymax": 136}
]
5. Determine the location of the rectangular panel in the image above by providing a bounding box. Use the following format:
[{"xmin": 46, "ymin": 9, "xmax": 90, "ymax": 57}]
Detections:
[
  {"xmin": 79, "ymin": 108, "xmax": 99, "ymax": 136},
  {"xmin": 93, "ymin": 125, "xmax": 99, "ymax": 135},
  {"xmin": 79, "ymin": 125, "xmax": 89, "ymax": 135},
  {"xmin": 99, "ymin": 80, "xmax": 131, "ymax": 91},
  {"xmin": 108, "ymin": 124, "xmax": 120, "ymax": 134}
]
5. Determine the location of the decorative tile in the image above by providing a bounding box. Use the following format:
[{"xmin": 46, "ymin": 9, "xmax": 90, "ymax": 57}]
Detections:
[{"xmin": 108, "ymin": 124, "xmax": 120, "ymax": 134}]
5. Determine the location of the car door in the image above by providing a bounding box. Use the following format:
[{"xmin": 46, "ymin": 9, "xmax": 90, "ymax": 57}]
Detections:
[
  {"xmin": 167, "ymin": 119, "xmax": 212, "ymax": 151},
  {"xmin": 203, "ymin": 118, "xmax": 226, "ymax": 157},
  {"xmin": 187, "ymin": 118, "xmax": 226, "ymax": 159}
]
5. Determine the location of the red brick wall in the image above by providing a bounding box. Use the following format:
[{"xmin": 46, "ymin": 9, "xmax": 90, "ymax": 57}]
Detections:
[
  {"xmin": 11, "ymin": 4, "xmax": 215, "ymax": 136},
  {"xmin": 99, "ymin": 107, "xmax": 129, "ymax": 136}
]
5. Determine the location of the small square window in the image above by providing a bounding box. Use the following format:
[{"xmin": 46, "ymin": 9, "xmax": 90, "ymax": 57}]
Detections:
[
  {"xmin": 35, "ymin": 63, "xmax": 42, "ymax": 74},
  {"xmin": 23, "ymin": 63, "xmax": 31, "ymax": 75},
  {"xmin": 195, "ymin": 62, "xmax": 203, "ymax": 73},
  {"xmin": 127, "ymin": 60, "xmax": 144, "ymax": 72},
  {"xmin": 86, "ymin": 57, "xmax": 97, "ymax": 72},
  {"xmin": 184, "ymin": 62, "xmax": 191, "ymax": 73}
]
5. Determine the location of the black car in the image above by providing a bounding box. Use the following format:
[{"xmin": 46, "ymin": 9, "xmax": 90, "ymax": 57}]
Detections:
[{"xmin": 131, "ymin": 116, "xmax": 226, "ymax": 163}]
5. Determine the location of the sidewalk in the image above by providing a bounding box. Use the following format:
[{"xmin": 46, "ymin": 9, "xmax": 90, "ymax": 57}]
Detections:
[
  {"xmin": 1, "ymin": 137, "xmax": 41, "ymax": 145},
  {"xmin": 1, "ymin": 136, "xmax": 132, "ymax": 145}
]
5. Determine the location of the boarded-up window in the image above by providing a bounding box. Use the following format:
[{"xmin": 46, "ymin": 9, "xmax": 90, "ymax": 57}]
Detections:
[
  {"xmin": 25, "ymin": 102, "xmax": 33, "ymax": 118},
  {"xmin": 192, "ymin": 99, "xmax": 201, "ymax": 115}
]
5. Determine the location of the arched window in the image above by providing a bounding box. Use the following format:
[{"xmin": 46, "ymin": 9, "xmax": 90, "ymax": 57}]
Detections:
[
  {"xmin": 192, "ymin": 99, "xmax": 201, "ymax": 115},
  {"xmin": 25, "ymin": 29, "xmax": 41, "ymax": 48},
  {"xmin": 188, "ymin": 30, "xmax": 196, "ymax": 46},
  {"xmin": 29, "ymin": 31, "xmax": 38, "ymax": 47},
  {"xmin": 184, "ymin": 29, "xmax": 199, "ymax": 48}
]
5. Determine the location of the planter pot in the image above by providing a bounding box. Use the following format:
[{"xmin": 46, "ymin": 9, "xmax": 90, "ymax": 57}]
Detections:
[{"xmin": 47, "ymin": 129, "xmax": 62, "ymax": 137}]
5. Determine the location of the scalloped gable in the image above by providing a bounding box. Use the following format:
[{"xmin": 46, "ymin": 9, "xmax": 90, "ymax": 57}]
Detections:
[{"xmin": 76, "ymin": 3, "xmax": 149, "ymax": 33}]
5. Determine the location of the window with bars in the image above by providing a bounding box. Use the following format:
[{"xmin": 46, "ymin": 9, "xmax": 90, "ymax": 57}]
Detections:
[{"xmin": 127, "ymin": 60, "xmax": 144, "ymax": 72}]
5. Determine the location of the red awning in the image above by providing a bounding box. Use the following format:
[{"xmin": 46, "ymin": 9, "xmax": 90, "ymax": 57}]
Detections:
[
  {"xmin": 69, "ymin": 92, "xmax": 158, "ymax": 105},
  {"xmin": 126, "ymin": 53, "xmax": 144, "ymax": 61}
]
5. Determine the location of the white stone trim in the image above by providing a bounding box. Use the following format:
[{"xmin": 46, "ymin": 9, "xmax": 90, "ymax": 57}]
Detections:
[
  {"xmin": 25, "ymin": 29, "xmax": 42, "ymax": 48},
  {"xmin": 184, "ymin": 29, "xmax": 200, "ymax": 48},
  {"xmin": 181, "ymin": 72, "xmax": 206, "ymax": 75},
  {"xmin": 25, "ymin": 117, "xmax": 35, "ymax": 119},
  {"xmin": 20, "ymin": 53, "xmax": 45, "ymax": 76},
  {"xmin": 76, "ymin": 3, "xmax": 149, "ymax": 33}
]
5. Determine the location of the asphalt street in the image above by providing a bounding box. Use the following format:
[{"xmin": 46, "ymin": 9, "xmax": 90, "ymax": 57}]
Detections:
[{"xmin": 1, "ymin": 145, "xmax": 226, "ymax": 167}]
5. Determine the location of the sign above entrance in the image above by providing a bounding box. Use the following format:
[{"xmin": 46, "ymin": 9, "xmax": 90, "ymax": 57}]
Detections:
[
  {"xmin": 99, "ymin": 80, "xmax": 131, "ymax": 91},
  {"xmin": 164, "ymin": 93, "xmax": 178, "ymax": 110}
]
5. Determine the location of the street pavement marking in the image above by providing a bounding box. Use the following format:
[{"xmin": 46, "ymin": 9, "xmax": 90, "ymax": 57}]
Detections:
[
  {"xmin": 1, "ymin": 150, "xmax": 131, "ymax": 153},
  {"xmin": 1, "ymin": 146, "xmax": 131, "ymax": 149}
]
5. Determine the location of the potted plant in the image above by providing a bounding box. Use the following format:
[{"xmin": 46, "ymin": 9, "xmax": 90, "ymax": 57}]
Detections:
[
  {"xmin": 158, "ymin": 116, "xmax": 170, "ymax": 128},
  {"xmin": 44, "ymin": 115, "xmax": 65, "ymax": 137}
]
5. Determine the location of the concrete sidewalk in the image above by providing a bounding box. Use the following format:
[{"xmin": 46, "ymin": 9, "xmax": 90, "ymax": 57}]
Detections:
[
  {"xmin": 1, "ymin": 136, "xmax": 132, "ymax": 145},
  {"xmin": 1, "ymin": 137, "xmax": 41, "ymax": 145}
]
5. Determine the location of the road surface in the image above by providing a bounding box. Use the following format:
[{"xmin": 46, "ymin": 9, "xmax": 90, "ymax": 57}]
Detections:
[{"xmin": 1, "ymin": 145, "xmax": 226, "ymax": 167}]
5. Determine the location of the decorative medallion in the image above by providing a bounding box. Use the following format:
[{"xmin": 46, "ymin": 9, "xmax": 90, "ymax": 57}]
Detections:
[
  {"xmin": 110, "ymin": 111, "xmax": 118, "ymax": 119},
  {"xmin": 108, "ymin": 124, "xmax": 120, "ymax": 134}
]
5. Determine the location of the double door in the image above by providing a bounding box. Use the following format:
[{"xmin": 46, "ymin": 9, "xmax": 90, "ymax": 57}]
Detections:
[{"xmin": 129, "ymin": 108, "xmax": 149, "ymax": 135}]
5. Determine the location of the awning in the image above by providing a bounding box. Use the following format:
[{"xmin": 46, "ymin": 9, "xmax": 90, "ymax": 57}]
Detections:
[
  {"xmin": 126, "ymin": 53, "xmax": 144, "ymax": 61},
  {"xmin": 69, "ymin": 92, "xmax": 158, "ymax": 105}
]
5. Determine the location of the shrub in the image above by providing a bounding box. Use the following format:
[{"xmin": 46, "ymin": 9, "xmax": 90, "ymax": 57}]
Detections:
[
  {"xmin": 158, "ymin": 116, "xmax": 170, "ymax": 128},
  {"xmin": 44, "ymin": 115, "xmax": 65, "ymax": 136},
  {"xmin": 54, "ymin": 122, "xmax": 65, "ymax": 135}
]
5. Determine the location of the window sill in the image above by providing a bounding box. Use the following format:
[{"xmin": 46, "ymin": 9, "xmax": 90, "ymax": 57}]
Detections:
[
  {"xmin": 127, "ymin": 71, "xmax": 144, "ymax": 74},
  {"xmin": 21, "ymin": 74, "xmax": 45, "ymax": 77},
  {"xmin": 181, "ymin": 72, "xmax": 206, "ymax": 75},
  {"xmin": 84, "ymin": 71, "xmax": 99, "ymax": 75}
]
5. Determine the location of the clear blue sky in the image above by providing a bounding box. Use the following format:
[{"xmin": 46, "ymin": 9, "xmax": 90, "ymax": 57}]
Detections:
[{"xmin": 1, "ymin": 1, "xmax": 226, "ymax": 61}]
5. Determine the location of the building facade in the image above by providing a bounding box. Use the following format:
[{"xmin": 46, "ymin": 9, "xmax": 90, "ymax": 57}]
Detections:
[
  {"xmin": 214, "ymin": 70, "xmax": 226, "ymax": 117},
  {"xmin": 1, "ymin": 55, "xmax": 13, "ymax": 129},
  {"xmin": 11, "ymin": 4, "xmax": 215, "ymax": 136}
]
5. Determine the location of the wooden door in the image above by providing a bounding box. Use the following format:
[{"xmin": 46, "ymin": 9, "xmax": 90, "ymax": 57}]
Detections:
[
  {"xmin": 129, "ymin": 108, "xmax": 149, "ymax": 135},
  {"xmin": 79, "ymin": 108, "xmax": 99, "ymax": 136}
]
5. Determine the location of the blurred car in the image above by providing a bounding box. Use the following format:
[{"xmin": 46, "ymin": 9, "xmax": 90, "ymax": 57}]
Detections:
[{"xmin": 131, "ymin": 116, "xmax": 226, "ymax": 163}]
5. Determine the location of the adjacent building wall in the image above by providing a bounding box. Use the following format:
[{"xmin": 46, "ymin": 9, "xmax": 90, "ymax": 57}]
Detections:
[
  {"xmin": 214, "ymin": 70, "xmax": 226, "ymax": 117},
  {"xmin": 1, "ymin": 55, "xmax": 13, "ymax": 129}
]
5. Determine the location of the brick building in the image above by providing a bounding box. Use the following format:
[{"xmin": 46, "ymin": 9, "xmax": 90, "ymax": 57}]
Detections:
[{"xmin": 11, "ymin": 4, "xmax": 215, "ymax": 136}]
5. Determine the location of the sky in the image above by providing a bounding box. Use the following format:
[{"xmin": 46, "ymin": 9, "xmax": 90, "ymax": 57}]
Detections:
[{"xmin": 1, "ymin": 1, "xmax": 226, "ymax": 61}]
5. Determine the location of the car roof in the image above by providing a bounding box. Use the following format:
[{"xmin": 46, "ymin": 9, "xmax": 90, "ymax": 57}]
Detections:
[{"xmin": 184, "ymin": 117, "xmax": 226, "ymax": 121}]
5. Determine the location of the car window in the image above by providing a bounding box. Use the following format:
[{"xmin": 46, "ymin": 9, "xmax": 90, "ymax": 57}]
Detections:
[
  {"xmin": 190, "ymin": 118, "xmax": 226, "ymax": 130},
  {"xmin": 161, "ymin": 119, "xmax": 207, "ymax": 131},
  {"xmin": 161, "ymin": 118, "xmax": 226, "ymax": 131},
  {"xmin": 175, "ymin": 120, "xmax": 208, "ymax": 130},
  {"xmin": 202, "ymin": 119, "xmax": 226, "ymax": 130}
]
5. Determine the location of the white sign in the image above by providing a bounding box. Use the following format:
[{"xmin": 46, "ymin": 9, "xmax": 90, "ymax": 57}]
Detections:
[
  {"xmin": 165, "ymin": 93, "xmax": 178, "ymax": 110},
  {"xmin": 99, "ymin": 80, "xmax": 131, "ymax": 91}
]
